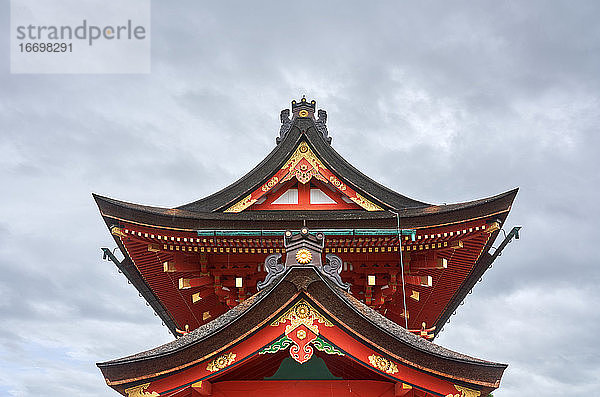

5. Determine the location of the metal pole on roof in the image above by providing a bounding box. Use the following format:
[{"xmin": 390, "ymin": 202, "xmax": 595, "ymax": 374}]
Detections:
[{"xmin": 393, "ymin": 211, "xmax": 409, "ymax": 329}]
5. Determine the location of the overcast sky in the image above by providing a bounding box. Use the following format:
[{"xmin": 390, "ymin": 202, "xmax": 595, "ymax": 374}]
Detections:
[{"xmin": 1, "ymin": 1, "xmax": 599, "ymax": 396}]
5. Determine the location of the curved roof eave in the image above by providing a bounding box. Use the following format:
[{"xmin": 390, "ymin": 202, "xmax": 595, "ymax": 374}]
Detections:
[
  {"xmin": 93, "ymin": 186, "xmax": 517, "ymax": 231},
  {"xmin": 177, "ymin": 116, "xmax": 430, "ymax": 213},
  {"xmin": 93, "ymin": 113, "xmax": 518, "ymax": 226},
  {"xmin": 97, "ymin": 268, "xmax": 506, "ymax": 388}
]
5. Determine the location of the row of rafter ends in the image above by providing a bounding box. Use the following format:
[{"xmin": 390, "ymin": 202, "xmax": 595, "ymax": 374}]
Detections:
[
  {"xmin": 114, "ymin": 224, "xmax": 491, "ymax": 251},
  {"xmin": 117, "ymin": 224, "xmax": 490, "ymax": 244},
  {"xmin": 148, "ymin": 241, "xmax": 464, "ymax": 255}
]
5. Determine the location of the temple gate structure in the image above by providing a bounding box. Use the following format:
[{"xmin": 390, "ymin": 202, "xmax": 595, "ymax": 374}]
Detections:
[{"xmin": 95, "ymin": 98, "xmax": 520, "ymax": 397}]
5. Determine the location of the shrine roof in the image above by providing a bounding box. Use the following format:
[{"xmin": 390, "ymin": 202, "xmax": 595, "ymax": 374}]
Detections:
[
  {"xmin": 177, "ymin": 112, "xmax": 427, "ymax": 213},
  {"xmin": 93, "ymin": 187, "xmax": 517, "ymax": 231},
  {"xmin": 93, "ymin": 99, "xmax": 517, "ymax": 229},
  {"xmin": 97, "ymin": 267, "xmax": 506, "ymax": 389}
]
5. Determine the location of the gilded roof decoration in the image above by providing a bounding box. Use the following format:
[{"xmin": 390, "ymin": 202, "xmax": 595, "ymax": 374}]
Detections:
[
  {"xmin": 267, "ymin": 300, "xmax": 336, "ymax": 364},
  {"xmin": 272, "ymin": 300, "xmax": 333, "ymax": 334},
  {"xmin": 206, "ymin": 352, "xmax": 236, "ymax": 372},
  {"xmin": 124, "ymin": 383, "xmax": 159, "ymax": 397},
  {"xmin": 223, "ymin": 194, "xmax": 256, "ymax": 213},
  {"xmin": 368, "ymin": 354, "xmax": 399, "ymax": 374},
  {"xmin": 446, "ymin": 385, "xmax": 481, "ymax": 397},
  {"xmin": 224, "ymin": 140, "xmax": 383, "ymax": 212}
]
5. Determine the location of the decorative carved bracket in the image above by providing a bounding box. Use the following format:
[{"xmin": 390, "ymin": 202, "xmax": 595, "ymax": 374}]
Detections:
[
  {"xmin": 323, "ymin": 254, "xmax": 351, "ymax": 290},
  {"xmin": 256, "ymin": 229, "xmax": 351, "ymax": 291},
  {"xmin": 256, "ymin": 253, "xmax": 283, "ymax": 290}
]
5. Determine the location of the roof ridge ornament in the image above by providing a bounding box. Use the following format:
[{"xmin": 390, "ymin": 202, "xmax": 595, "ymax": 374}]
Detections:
[
  {"xmin": 257, "ymin": 228, "xmax": 350, "ymax": 291},
  {"xmin": 316, "ymin": 109, "xmax": 332, "ymax": 144},
  {"xmin": 277, "ymin": 98, "xmax": 331, "ymax": 144},
  {"xmin": 292, "ymin": 97, "xmax": 316, "ymax": 118},
  {"xmin": 276, "ymin": 109, "xmax": 292, "ymax": 144}
]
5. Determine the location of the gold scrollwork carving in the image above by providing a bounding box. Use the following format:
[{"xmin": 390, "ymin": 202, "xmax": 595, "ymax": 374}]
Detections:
[
  {"xmin": 223, "ymin": 140, "xmax": 383, "ymax": 212},
  {"xmin": 368, "ymin": 354, "xmax": 399, "ymax": 374},
  {"xmin": 328, "ymin": 175, "xmax": 347, "ymax": 191},
  {"xmin": 272, "ymin": 299, "xmax": 333, "ymax": 335},
  {"xmin": 350, "ymin": 192, "xmax": 383, "ymax": 211},
  {"xmin": 445, "ymin": 385, "xmax": 481, "ymax": 397},
  {"xmin": 124, "ymin": 383, "xmax": 159, "ymax": 397},
  {"xmin": 284, "ymin": 142, "xmax": 327, "ymax": 175},
  {"xmin": 262, "ymin": 176, "xmax": 279, "ymax": 192},
  {"xmin": 206, "ymin": 352, "xmax": 237, "ymax": 372},
  {"xmin": 224, "ymin": 194, "xmax": 257, "ymax": 213}
]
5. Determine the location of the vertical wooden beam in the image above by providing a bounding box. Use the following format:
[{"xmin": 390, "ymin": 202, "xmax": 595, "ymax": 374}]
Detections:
[
  {"xmin": 365, "ymin": 286, "xmax": 373, "ymax": 305},
  {"xmin": 200, "ymin": 255, "xmax": 208, "ymax": 274}
]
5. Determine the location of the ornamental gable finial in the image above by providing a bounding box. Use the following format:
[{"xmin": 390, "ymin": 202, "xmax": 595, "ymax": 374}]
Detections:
[
  {"xmin": 257, "ymin": 228, "xmax": 350, "ymax": 291},
  {"xmin": 291, "ymin": 97, "xmax": 316, "ymax": 118},
  {"xmin": 277, "ymin": 98, "xmax": 331, "ymax": 144}
]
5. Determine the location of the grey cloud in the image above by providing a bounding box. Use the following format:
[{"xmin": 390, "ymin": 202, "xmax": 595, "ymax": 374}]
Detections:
[{"xmin": 1, "ymin": 0, "xmax": 598, "ymax": 395}]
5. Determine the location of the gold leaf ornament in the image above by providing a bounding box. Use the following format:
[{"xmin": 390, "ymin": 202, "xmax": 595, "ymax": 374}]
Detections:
[
  {"xmin": 272, "ymin": 299, "xmax": 333, "ymax": 335},
  {"xmin": 206, "ymin": 352, "xmax": 237, "ymax": 372},
  {"xmin": 445, "ymin": 385, "xmax": 481, "ymax": 397},
  {"xmin": 224, "ymin": 194, "xmax": 257, "ymax": 213},
  {"xmin": 296, "ymin": 249, "xmax": 312, "ymax": 264},
  {"xmin": 368, "ymin": 354, "xmax": 399, "ymax": 374},
  {"xmin": 124, "ymin": 383, "xmax": 159, "ymax": 397},
  {"xmin": 350, "ymin": 192, "xmax": 383, "ymax": 211}
]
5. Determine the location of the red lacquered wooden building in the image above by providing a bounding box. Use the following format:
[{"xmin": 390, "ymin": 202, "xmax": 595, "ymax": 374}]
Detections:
[{"xmin": 95, "ymin": 99, "xmax": 519, "ymax": 397}]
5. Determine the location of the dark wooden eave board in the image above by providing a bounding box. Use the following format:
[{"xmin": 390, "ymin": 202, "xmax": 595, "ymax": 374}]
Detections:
[{"xmin": 93, "ymin": 187, "xmax": 518, "ymax": 231}]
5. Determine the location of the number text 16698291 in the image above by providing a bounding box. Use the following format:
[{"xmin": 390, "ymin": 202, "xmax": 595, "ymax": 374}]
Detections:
[{"xmin": 19, "ymin": 42, "xmax": 72, "ymax": 52}]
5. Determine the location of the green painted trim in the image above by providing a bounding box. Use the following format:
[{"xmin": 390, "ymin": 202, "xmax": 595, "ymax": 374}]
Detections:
[
  {"xmin": 197, "ymin": 228, "xmax": 417, "ymax": 238},
  {"xmin": 259, "ymin": 335, "xmax": 292, "ymax": 354},
  {"xmin": 312, "ymin": 336, "xmax": 344, "ymax": 356}
]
